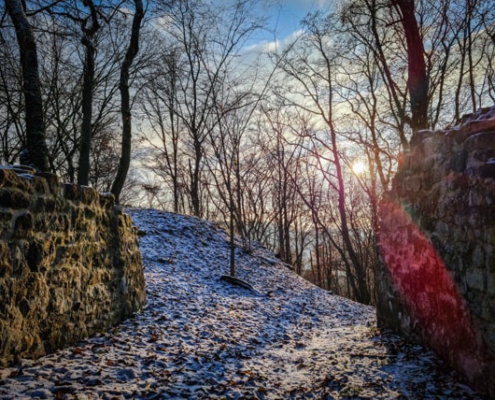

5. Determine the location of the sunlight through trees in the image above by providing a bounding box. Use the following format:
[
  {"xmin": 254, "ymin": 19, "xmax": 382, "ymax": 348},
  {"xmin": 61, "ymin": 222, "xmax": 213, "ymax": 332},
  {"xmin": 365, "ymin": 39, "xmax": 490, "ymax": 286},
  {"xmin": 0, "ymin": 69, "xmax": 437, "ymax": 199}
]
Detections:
[{"xmin": 1, "ymin": 0, "xmax": 493, "ymax": 304}]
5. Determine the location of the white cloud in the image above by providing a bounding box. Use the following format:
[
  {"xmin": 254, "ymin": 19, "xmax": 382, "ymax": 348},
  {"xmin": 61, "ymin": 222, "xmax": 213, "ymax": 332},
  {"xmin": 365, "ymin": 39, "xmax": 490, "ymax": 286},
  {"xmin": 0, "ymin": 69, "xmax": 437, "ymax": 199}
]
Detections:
[
  {"xmin": 244, "ymin": 39, "xmax": 281, "ymax": 54},
  {"xmin": 283, "ymin": 0, "xmax": 334, "ymax": 9},
  {"xmin": 243, "ymin": 29, "xmax": 305, "ymax": 55}
]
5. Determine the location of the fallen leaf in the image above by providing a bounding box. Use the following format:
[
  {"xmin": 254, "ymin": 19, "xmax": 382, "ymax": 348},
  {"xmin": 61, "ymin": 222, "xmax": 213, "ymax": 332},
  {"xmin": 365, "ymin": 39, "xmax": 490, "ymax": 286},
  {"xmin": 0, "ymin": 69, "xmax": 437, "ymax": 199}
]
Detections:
[{"xmin": 258, "ymin": 386, "xmax": 268, "ymax": 394}]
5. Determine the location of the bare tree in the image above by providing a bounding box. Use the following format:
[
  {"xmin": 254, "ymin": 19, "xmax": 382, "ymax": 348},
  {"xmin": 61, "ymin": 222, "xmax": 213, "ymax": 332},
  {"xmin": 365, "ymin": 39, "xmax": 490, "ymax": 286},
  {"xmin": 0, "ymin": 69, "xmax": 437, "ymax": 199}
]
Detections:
[
  {"xmin": 111, "ymin": 0, "xmax": 145, "ymax": 203},
  {"xmin": 258, "ymin": 106, "xmax": 304, "ymax": 265},
  {"xmin": 5, "ymin": 0, "xmax": 49, "ymax": 171},
  {"xmin": 158, "ymin": 0, "xmax": 265, "ymax": 217},
  {"xmin": 339, "ymin": 0, "xmax": 411, "ymax": 148},
  {"xmin": 139, "ymin": 46, "xmax": 186, "ymax": 213},
  {"xmin": 0, "ymin": 24, "xmax": 25, "ymax": 164},
  {"xmin": 275, "ymin": 12, "xmax": 372, "ymax": 303}
]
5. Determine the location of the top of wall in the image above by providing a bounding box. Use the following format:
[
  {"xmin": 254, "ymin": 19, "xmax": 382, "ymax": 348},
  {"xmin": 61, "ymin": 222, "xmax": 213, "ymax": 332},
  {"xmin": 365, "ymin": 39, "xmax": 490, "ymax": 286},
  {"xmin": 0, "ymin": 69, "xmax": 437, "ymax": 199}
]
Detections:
[
  {"xmin": 0, "ymin": 165, "xmax": 115, "ymax": 213},
  {"xmin": 396, "ymin": 106, "xmax": 495, "ymax": 191}
]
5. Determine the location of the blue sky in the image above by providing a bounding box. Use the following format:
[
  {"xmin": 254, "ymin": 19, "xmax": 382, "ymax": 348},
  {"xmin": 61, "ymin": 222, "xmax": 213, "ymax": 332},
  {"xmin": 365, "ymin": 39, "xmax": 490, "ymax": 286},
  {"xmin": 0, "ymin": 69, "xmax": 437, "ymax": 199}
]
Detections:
[
  {"xmin": 270, "ymin": 0, "xmax": 335, "ymax": 40},
  {"xmin": 241, "ymin": 0, "xmax": 335, "ymax": 53},
  {"xmin": 271, "ymin": 0, "xmax": 334, "ymax": 40}
]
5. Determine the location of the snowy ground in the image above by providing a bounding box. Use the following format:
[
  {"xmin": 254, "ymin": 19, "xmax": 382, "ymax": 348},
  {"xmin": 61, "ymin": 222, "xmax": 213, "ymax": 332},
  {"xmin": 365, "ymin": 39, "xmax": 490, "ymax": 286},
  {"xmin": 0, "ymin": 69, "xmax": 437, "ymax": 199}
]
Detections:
[{"xmin": 0, "ymin": 208, "xmax": 484, "ymax": 399}]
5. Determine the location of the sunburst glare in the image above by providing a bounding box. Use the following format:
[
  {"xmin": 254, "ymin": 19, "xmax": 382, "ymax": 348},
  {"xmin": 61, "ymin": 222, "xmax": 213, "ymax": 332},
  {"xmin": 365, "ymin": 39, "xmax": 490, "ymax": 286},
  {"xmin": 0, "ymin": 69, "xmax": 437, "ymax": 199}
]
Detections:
[{"xmin": 351, "ymin": 160, "xmax": 367, "ymax": 175}]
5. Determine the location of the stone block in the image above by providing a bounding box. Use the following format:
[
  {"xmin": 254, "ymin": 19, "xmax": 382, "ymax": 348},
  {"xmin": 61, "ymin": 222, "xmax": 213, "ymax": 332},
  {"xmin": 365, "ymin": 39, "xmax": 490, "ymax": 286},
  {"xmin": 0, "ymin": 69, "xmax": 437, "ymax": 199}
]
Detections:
[
  {"xmin": 35, "ymin": 172, "xmax": 60, "ymax": 195},
  {"xmin": 0, "ymin": 169, "xmax": 34, "ymax": 193},
  {"xmin": 465, "ymin": 269, "xmax": 484, "ymax": 291},
  {"xmin": 487, "ymin": 248, "xmax": 495, "ymax": 274},
  {"xmin": 80, "ymin": 186, "xmax": 98, "ymax": 205},
  {"xmin": 472, "ymin": 246, "xmax": 486, "ymax": 269},
  {"xmin": 434, "ymin": 221, "xmax": 450, "ymax": 236},
  {"xmin": 466, "ymin": 119, "xmax": 495, "ymax": 136},
  {"xmin": 404, "ymin": 176, "xmax": 422, "ymax": 192},
  {"xmin": 449, "ymin": 149, "xmax": 467, "ymax": 173},
  {"xmin": 420, "ymin": 175, "xmax": 434, "ymax": 197},
  {"xmin": 464, "ymin": 132, "xmax": 495, "ymax": 152},
  {"xmin": 467, "ymin": 208, "xmax": 482, "ymax": 229},
  {"xmin": 479, "ymin": 161, "xmax": 495, "ymax": 179},
  {"xmin": 99, "ymin": 193, "xmax": 115, "ymax": 209},
  {"xmin": 32, "ymin": 175, "xmax": 50, "ymax": 195},
  {"xmin": 26, "ymin": 241, "xmax": 45, "ymax": 273},
  {"xmin": 13, "ymin": 213, "xmax": 33, "ymax": 239},
  {"xmin": 0, "ymin": 242, "xmax": 12, "ymax": 277},
  {"xmin": 63, "ymin": 183, "xmax": 82, "ymax": 201},
  {"xmin": 421, "ymin": 157, "xmax": 436, "ymax": 173},
  {"xmin": 33, "ymin": 196, "xmax": 59, "ymax": 213},
  {"xmin": 0, "ymin": 210, "xmax": 13, "ymax": 226},
  {"xmin": 488, "ymin": 273, "xmax": 495, "ymax": 295},
  {"xmin": 0, "ymin": 189, "xmax": 31, "ymax": 209},
  {"xmin": 468, "ymin": 190, "xmax": 486, "ymax": 207}
]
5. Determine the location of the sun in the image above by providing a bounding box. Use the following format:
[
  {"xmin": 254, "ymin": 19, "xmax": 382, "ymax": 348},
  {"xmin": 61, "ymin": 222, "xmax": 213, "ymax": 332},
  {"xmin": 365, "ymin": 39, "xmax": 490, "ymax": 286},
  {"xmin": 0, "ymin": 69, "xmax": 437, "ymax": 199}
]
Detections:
[{"xmin": 351, "ymin": 160, "xmax": 367, "ymax": 175}]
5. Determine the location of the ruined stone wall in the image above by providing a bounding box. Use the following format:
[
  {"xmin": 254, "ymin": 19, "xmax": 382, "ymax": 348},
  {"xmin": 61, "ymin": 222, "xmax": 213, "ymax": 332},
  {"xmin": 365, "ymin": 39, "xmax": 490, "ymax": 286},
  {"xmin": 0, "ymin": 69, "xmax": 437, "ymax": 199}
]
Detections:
[
  {"xmin": 377, "ymin": 107, "xmax": 495, "ymax": 397},
  {"xmin": 0, "ymin": 166, "xmax": 146, "ymax": 366}
]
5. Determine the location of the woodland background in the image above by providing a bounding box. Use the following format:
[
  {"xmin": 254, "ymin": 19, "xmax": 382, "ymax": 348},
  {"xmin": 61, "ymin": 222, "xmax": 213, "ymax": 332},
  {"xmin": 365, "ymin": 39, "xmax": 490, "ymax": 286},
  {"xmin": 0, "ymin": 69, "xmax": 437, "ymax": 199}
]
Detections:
[{"xmin": 2, "ymin": 0, "xmax": 494, "ymax": 304}]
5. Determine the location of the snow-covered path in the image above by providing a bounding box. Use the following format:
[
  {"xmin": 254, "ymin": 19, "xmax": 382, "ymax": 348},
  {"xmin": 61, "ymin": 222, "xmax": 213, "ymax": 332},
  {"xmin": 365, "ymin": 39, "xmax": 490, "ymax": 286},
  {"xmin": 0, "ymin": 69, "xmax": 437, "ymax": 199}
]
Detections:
[{"xmin": 0, "ymin": 208, "xmax": 482, "ymax": 399}]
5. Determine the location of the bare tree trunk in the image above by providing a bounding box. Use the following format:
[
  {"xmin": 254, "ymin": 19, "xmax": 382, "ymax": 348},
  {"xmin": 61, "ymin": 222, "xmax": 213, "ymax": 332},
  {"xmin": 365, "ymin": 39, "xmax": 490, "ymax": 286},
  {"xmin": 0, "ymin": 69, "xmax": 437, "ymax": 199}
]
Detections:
[
  {"xmin": 5, "ymin": 0, "xmax": 49, "ymax": 171},
  {"xmin": 393, "ymin": 0, "xmax": 429, "ymax": 132},
  {"xmin": 170, "ymin": 107, "xmax": 180, "ymax": 213},
  {"xmin": 332, "ymin": 129, "xmax": 371, "ymax": 304},
  {"xmin": 314, "ymin": 226, "xmax": 322, "ymax": 287},
  {"xmin": 111, "ymin": 0, "xmax": 145, "ymax": 203},
  {"xmin": 77, "ymin": 0, "xmax": 100, "ymax": 185},
  {"xmin": 283, "ymin": 195, "xmax": 292, "ymax": 264},
  {"xmin": 365, "ymin": 0, "xmax": 410, "ymax": 148},
  {"xmin": 190, "ymin": 139, "xmax": 202, "ymax": 216},
  {"xmin": 229, "ymin": 194, "xmax": 236, "ymax": 277},
  {"xmin": 77, "ymin": 41, "xmax": 95, "ymax": 185}
]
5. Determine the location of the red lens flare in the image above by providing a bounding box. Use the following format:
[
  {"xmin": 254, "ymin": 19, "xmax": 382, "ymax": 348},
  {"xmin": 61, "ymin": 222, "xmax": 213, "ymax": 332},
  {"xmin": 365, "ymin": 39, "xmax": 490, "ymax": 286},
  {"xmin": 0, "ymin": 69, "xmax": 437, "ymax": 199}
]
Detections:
[{"xmin": 379, "ymin": 199, "xmax": 493, "ymax": 386}]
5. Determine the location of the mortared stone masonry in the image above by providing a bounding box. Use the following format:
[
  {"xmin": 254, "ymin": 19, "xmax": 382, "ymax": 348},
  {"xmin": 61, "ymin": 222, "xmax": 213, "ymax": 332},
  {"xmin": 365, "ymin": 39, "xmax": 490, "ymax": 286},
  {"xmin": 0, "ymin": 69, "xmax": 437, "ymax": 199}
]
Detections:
[
  {"xmin": 377, "ymin": 106, "xmax": 495, "ymax": 398},
  {"xmin": 0, "ymin": 166, "xmax": 146, "ymax": 366}
]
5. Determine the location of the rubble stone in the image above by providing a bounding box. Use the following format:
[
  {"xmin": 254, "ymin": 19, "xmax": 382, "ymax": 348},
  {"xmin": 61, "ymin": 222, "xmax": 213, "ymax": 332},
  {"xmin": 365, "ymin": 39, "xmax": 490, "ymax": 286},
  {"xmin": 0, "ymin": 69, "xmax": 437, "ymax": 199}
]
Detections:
[
  {"xmin": 378, "ymin": 107, "xmax": 495, "ymax": 397},
  {"xmin": 0, "ymin": 166, "xmax": 146, "ymax": 367}
]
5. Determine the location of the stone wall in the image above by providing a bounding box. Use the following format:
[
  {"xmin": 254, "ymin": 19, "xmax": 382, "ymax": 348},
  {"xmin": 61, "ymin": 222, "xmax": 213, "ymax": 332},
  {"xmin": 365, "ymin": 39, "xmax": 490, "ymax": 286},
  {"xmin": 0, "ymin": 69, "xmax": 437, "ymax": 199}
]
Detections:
[
  {"xmin": 0, "ymin": 166, "xmax": 146, "ymax": 366},
  {"xmin": 377, "ymin": 107, "xmax": 495, "ymax": 397}
]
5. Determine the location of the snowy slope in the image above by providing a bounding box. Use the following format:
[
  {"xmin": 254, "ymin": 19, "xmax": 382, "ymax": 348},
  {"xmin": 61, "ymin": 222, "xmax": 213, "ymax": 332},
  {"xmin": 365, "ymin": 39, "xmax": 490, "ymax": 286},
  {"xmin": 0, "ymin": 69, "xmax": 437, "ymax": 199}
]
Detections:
[{"xmin": 0, "ymin": 208, "xmax": 482, "ymax": 399}]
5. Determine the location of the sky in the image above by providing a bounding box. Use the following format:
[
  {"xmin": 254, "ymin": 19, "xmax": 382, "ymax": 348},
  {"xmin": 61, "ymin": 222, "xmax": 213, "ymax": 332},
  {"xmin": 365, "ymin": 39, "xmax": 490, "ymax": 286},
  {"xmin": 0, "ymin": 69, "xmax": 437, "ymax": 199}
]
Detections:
[
  {"xmin": 270, "ymin": 0, "xmax": 334, "ymax": 40},
  {"xmin": 239, "ymin": 0, "xmax": 335, "ymax": 55}
]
